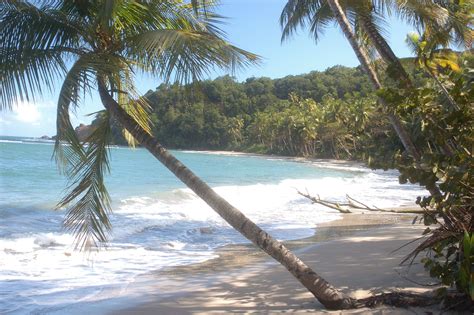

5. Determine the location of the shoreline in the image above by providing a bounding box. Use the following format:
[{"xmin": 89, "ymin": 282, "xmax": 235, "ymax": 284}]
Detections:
[
  {"xmin": 161, "ymin": 212, "xmax": 412, "ymax": 276},
  {"xmin": 109, "ymin": 211, "xmax": 443, "ymax": 314},
  {"xmin": 180, "ymin": 149, "xmax": 374, "ymax": 174}
]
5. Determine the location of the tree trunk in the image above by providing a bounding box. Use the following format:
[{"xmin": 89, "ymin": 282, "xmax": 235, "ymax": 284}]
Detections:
[
  {"xmin": 97, "ymin": 80, "xmax": 354, "ymax": 310},
  {"xmin": 359, "ymin": 14, "xmax": 412, "ymax": 88},
  {"xmin": 326, "ymin": 0, "xmax": 441, "ymax": 198},
  {"xmin": 360, "ymin": 13, "xmax": 457, "ymax": 153}
]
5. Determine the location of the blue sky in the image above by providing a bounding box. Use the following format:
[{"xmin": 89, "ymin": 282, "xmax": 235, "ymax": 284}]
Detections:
[{"xmin": 0, "ymin": 0, "xmax": 416, "ymax": 137}]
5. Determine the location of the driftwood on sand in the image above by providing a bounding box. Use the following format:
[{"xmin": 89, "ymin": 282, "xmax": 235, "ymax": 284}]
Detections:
[{"xmin": 297, "ymin": 190, "xmax": 428, "ymax": 214}]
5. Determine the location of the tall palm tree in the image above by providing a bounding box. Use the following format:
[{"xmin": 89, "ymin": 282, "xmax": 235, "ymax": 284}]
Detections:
[
  {"xmin": 280, "ymin": 0, "xmax": 418, "ymax": 153},
  {"xmin": 280, "ymin": 0, "xmax": 443, "ymax": 197},
  {"xmin": 347, "ymin": 0, "xmax": 471, "ymax": 105},
  {"xmin": 354, "ymin": 1, "xmax": 468, "ymax": 156},
  {"xmin": 0, "ymin": 0, "xmax": 353, "ymax": 310},
  {"xmin": 280, "ymin": 0, "xmax": 471, "ymax": 156},
  {"xmin": 282, "ymin": 0, "xmax": 471, "ymax": 86}
]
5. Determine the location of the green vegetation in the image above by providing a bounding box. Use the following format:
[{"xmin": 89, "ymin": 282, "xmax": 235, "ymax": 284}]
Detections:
[
  {"xmin": 1, "ymin": 0, "xmax": 472, "ymax": 310},
  {"xmin": 398, "ymin": 58, "xmax": 474, "ymax": 301},
  {"xmin": 279, "ymin": 0, "xmax": 473, "ymax": 305},
  {"xmin": 100, "ymin": 66, "xmax": 397, "ymax": 160}
]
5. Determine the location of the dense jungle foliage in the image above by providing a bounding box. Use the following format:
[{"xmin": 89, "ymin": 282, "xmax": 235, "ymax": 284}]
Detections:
[{"xmin": 97, "ymin": 63, "xmax": 413, "ymax": 163}]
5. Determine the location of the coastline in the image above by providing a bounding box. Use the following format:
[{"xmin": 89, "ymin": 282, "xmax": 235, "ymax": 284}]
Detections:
[
  {"xmin": 177, "ymin": 149, "xmax": 401, "ymax": 177},
  {"xmin": 2, "ymin": 141, "xmax": 434, "ymax": 314},
  {"xmin": 110, "ymin": 211, "xmax": 443, "ymax": 314}
]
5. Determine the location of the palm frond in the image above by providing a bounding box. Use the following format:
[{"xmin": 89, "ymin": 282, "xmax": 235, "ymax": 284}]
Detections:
[
  {"xmin": 280, "ymin": 0, "xmax": 391, "ymax": 46},
  {"xmin": 54, "ymin": 54, "xmax": 97, "ymax": 172},
  {"xmin": 395, "ymin": 0, "xmax": 449, "ymax": 32},
  {"xmin": 126, "ymin": 29, "xmax": 259, "ymax": 83},
  {"xmin": 0, "ymin": 47, "xmax": 68, "ymax": 110},
  {"xmin": 280, "ymin": 0, "xmax": 328, "ymax": 42},
  {"xmin": 353, "ymin": 19, "xmax": 380, "ymax": 62},
  {"xmin": 0, "ymin": 0, "xmax": 84, "ymax": 108},
  {"xmin": 189, "ymin": 0, "xmax": 220, "ymax": 17},
  {"xmin": 113, "ymin": 0, "xmax": 211, "ymax": 38},
  {"xmin": 107, "ymin": 65, "xmax": 153, "ymax": 140},
  {"xmin": 54, "ymin": 52, "xmax": 133, "ymax": 169},
  {"xmin": 58, "ymin": 110, "xmax": 113, "ymax": 251}
]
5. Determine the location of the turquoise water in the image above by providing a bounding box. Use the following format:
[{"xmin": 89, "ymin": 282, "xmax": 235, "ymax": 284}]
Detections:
[
  {"xmin": 1, "ymin": 136, "xmax": 344, "ymax": 208},
  {"xmin": 0, "ymin": 136, "xmax": 425, "ymax": 313}
]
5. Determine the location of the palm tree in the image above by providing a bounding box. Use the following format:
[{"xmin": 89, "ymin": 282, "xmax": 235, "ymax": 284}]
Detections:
[
  {"xmin": 339, "ymin": 1, "xmax": 469, "ymax": 158},
  {"xmin": 282, "ymin": 0, "xmax": 471, "ymax": 85},
  {"xmin": 280, "ymin": 0, "xmax": 418, "ymax": 154},
  {"xmin": 280, "ymin": 0, "xmax": 443, "ymax": 197},
  {"xmin": 281, "ymin": 0, "xmax": 471, "ymax": 157},
  {"xmin": 0, "ymin": 0, "xmax": 353, "ymax": 310},
  {"xmin": 346, "ymin": 0, "xmax": 471, "ymax": 105}
]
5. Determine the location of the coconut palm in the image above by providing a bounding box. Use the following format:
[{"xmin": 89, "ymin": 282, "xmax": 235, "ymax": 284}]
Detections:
[
  {"xmin": 281, "ymin": 0, "xmax": 471, "ymax": 85},
  {"xmin": 0, "ymin": 0, "xmax": 354, "ymax": 310},
  {"xmin": 280, "ymin": 0, "xmax": 445, "ymax": 197},
  {"xmin": 280, "ymin": 0, "xmax": 420, "ymax": 155},
  {"xmin": 350, "ymin": 0, "xmax": 472, "ymax": 111}
]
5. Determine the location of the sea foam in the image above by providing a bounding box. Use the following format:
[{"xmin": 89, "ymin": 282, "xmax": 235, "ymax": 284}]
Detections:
[{"xmin": 0, "ymin": 146, "xmax": 427, "ymax": 314}]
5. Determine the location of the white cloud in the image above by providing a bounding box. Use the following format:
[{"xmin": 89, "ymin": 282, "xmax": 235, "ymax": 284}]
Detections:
[{"xmin": 13, "ymin": 101, "xmax": 42, "ymax": 123}]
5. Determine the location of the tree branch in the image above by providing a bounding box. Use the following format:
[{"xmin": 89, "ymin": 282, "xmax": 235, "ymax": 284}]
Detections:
[{"xmin": 298, "ymin": 190, "xmax": 429, "ymax": 214}]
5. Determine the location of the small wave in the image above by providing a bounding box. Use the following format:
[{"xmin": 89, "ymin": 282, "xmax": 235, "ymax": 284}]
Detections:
[{"xmin": 0, "ymin": 154, "xmax": 427, "ymax": 313}]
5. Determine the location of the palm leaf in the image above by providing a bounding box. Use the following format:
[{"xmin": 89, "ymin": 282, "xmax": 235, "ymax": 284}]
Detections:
[
  {"xmin": 0, "ymin": 47, "xmax": 68, "ymax": 110},
  {"xmin": 280, "ymin": 0, "xmax": 327, "ymax": 42},
  {"xmin": 126, "ymin": 29, "xmax": 258, "ymax": 83},
  {"xmin": 58, "ymin": 110, "xmax": 112, "ymax": 250},
  {"xmin": 0, "ymin": 0, "xmax": 84, "ymax": 108},
  {"xmin": 107, "ymin": 65, "xmax": 153, "ymax": 144},
  {"xmin": 54, "ymin": 53, "xmax": 98, "ymax": 172}
]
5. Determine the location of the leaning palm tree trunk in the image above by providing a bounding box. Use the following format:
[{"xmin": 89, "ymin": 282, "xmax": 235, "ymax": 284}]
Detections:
[
  {"xmin": 97, "ymin": 81, "xmax": 354, "ymax": 310},
  {"xmin": 326, "ymin": 0, "xmax": 441, "ymax": 197},
  {"xmin": 361, "ymin": 10, "xmax": 459, "ymax": 113},
  {"xmin": 360, "ymin": 15, "xmax": 456, "ymax": 155},
  {"xmin": 359, "ymin": 14, "xmax": 412, "ymax": 87}
]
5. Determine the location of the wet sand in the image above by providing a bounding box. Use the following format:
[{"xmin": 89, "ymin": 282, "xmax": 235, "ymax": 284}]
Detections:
[{"xmin": 112, "ymin": 212, "xmax": 448, "ymax": 314}]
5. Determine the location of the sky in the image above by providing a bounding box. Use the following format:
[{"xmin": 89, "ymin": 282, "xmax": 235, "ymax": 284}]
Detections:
[{"xmin": 0, "ymin": 0, "xmax": 417, "ymax": 137}]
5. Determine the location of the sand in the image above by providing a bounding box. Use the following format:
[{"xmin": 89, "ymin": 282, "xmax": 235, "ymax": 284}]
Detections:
[{"xmin": 107, "ymin": 212, "xmax": 462, "ymax": 314}]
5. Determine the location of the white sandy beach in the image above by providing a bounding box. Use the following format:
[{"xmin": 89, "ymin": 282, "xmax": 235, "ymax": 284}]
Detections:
[{"xmin": 112, "ymin": 213, "xmax": 454, "ymax": 314}]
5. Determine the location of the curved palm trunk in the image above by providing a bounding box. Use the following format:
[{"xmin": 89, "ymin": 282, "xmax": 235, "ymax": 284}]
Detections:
[
  {"xmin": 361, "ymin": 15, "xmax": 459, "ymax": 111},
  {"xmin": 360, "ymin": 14, "xmax": 457, "ymax": 152},
  {"xmin": 359, "ymin": 14, "xmax": 412, "ymax": 88},
  {"xmin": 97, "ymin": 81, "xmax": 354, "ymax": 310},
  {"xmin": 326, "ymin": 0, "xmax": 441, "ymax": 198}
]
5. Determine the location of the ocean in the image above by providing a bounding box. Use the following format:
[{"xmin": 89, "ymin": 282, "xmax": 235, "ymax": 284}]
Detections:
[{"xmin": 0, "ymin": 136, "xmax": 426, "ymax": 314}]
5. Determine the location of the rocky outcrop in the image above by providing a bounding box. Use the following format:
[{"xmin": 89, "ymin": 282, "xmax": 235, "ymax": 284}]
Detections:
[{"xmin": 75, "ymin": 123, "xmax": 94, "ymax": 141}]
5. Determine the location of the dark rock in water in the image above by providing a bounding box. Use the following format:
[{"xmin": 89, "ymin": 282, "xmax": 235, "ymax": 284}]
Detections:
[
  {"xmin": 40, "ymin": 135, "xmax": 51, "ymax": 140},
  {"xmin": 199, "ymin": 227, "xmax": 215, "ymax": 234},
  {"xmin": 51, "ymin": 123, "xmax": 96, "ymax": 142}
]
